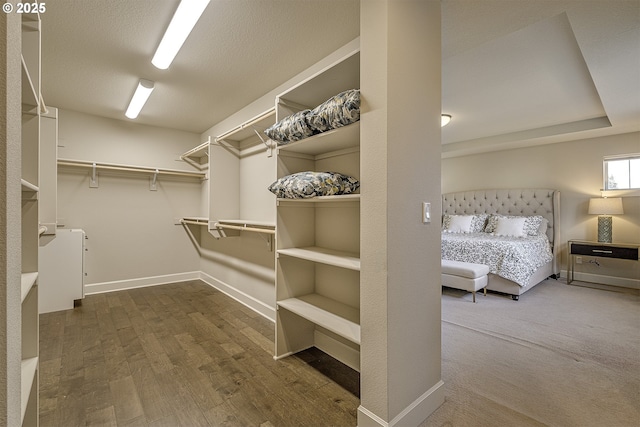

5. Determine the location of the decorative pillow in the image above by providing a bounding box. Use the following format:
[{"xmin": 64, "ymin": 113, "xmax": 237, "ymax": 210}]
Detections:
[
  {"xmin": 264, "ymin": 110, "xmax": 316, "ymax": 145},
  {"xmin": 485, "ymin": 214, "xmax": 546, "ymax": 236},
  {"xmin": 442, "ymin": 214, "xmax": 488, "ymax": 233},
  {"xmin": 494, "ymin": 217, "xmax": 526, "ymax": 237},
  {"xmin": 306, "ymin": 89, "xmax": 360, "ymax": 133},
  {"xmin": 471, "ymin": 214, "xmax": 489, "ymax": 232},
  {"xmin": 442, "ymin": 215, "xmax": 472, "ymax": 233},
  {"xmin": 268, "ymin": 171, "xmax": 360, "ymax": 199}
]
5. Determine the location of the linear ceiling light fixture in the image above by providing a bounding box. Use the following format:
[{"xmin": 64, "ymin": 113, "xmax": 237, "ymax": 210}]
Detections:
[
  {"xmin": 152, "ymin": 0, "xmax": 211, "ymax": 70},
  {"xmin": 441, "ymin": 114, "xmax": 452, "ymax": 127},
  {"xmin": 125, "ymin": 79, "xmax": 155, "ymax": 119}
]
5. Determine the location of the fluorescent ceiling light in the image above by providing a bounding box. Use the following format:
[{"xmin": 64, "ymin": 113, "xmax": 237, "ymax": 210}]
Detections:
[
  {"xmin": 441, "ymin": 114, "xmax": 452, "ymax": 127},
  {"xmin": 152, "ymin": 0, "xmax": 210, "ymax": 70},
  {"xmin": 125, "ymin": 79, "xmax": 155, "ymax": 119}
]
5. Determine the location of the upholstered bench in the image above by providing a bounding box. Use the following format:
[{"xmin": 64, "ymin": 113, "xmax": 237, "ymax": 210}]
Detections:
[{"xmin": 441, "ymin": 259, "xmax": 490, "ymax": 303}]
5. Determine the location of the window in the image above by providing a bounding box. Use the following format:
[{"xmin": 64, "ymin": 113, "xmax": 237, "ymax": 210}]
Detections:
[{"xmin": 604, "ymin": 154, "xmax": 640, "ymax": 190}]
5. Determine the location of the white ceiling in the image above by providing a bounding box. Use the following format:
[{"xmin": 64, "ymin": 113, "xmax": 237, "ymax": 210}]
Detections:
[{"xmin": 41, "ymin": 0, "xmax": 640, "ymax": 155}]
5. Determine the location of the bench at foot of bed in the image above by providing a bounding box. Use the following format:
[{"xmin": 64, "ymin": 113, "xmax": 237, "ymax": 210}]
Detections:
[{"xmin": 441, "ymin": 259, "xmax": 490, "ymax": 303}]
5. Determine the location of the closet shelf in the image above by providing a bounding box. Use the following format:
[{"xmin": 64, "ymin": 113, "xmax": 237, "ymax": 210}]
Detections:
[
  {"xmin": 57, "ymin": 158, "xmax": 207, "ymax": 179},
  {"xmin": 20, "ymin": 356, "xmax": 38, "ymax": 423},
  {"xmin": 277, "ymin": 122, "xmax": 359, "ymax": 157},
  {"xmin": 277, "ymin": 246, "xmax": 360, "ymax": 271},
  {"xmin": 278, "ymin": 294, "xmax": 360, "ymax": 344},
  {"xmin": 213, "ymin": 219, "xmax": 276, "ymax": 235},
  {"xmin": 277, "ymin": 194, "xmax": 360, "ymax": 205},
  {"xmin": 21, "ymin": 179, "xmax": 39, "ymax": 193},
  {"xmin": 215, "ymin": 107, "xmax": 276, "ymax": 148},
  {"xmin": 21, "ymin": 272, "xmax": 38, "ymax": 303},
  {"xmin": 180, "ymin": 217, "xmax": 209, "ymax": 226}
]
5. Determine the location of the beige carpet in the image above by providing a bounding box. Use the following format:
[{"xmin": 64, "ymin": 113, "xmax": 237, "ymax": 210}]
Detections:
[{"xmin": 421, "ymin": 279, "xmax": 640, "ymax": 427}]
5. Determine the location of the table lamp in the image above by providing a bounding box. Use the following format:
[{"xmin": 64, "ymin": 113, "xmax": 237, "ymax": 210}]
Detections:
[{"xmin": 588, "ymin": 197, "xmax": 623, "ymax": 243}]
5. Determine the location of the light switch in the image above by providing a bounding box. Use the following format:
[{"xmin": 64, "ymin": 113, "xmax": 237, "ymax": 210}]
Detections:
[{"xmin": 422, "ymin": 202, "xmax": 431, "ymax": 223}]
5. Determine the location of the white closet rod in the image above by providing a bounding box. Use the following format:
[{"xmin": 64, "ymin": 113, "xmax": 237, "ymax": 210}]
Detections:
[
  {"xmin": 214, "ymin": 107, "xmax": 275, "ymax": 142},
  {"xmin": 213, "ymin": 222, "xmax": 276, "ymax": 235},
  {"xmin": 57, "ymin": 159, "xmax": 206, "ymax": 178}
]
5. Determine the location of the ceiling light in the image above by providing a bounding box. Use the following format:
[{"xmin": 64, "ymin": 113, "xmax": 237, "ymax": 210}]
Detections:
[
  {"xmin": 152, "ymin": 0, "xmax": 210, "ymax": 70},
  {"xmin": 441, "ymin": 114, "xmax": 452, "ymax": 127},
  {"xmin": 125, "ymin": 79, "xmax": 155, "ymax": 119}
]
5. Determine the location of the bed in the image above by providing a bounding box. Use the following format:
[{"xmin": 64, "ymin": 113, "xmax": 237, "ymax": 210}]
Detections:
[{"xmin": 441, "ymin": 188, "xmax": 561, "ymax": 300}]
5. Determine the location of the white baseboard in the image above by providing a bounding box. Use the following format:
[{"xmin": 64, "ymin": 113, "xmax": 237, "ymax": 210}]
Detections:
[
  {"xmin": 84, "ymin": 271, "xmax": 200, "ymax": 295},
  {"xmin": 198, "ymin": 271, "xmax": 276, "ymax": 322},
  {"xmin": 357, "ymin": 380, "xmax": 445, "ymax": 427},
  {"xmin": 314, "ymin": 330, "xmax": 360, "ymax": 372},
  {"xmin": 561, "ymin": 270, "xmax": 640, "ymax": 289}
]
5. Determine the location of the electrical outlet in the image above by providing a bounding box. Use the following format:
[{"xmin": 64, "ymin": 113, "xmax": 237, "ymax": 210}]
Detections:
[{"xmin": 576, "ymin": 256, "xmax": 582, "ymax": 264}]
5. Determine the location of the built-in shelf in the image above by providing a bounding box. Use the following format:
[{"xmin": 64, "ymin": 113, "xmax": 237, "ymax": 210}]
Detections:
[
  {"xmin": 180, "ymin": 217, "xmax": 209, "ymax": 226},
  {"xmin": 216, "ymin": 107, "xmax": 276, "ymax": 150},
  {"xmin": 20, "ymin": 273, "xmax": 38, "ymax": 303},
  {"xmin": 277, "ymin": 246, "xmax": 360, "ymax": 271},
  {"xmin": 277, "ymin": 194, "xmax": 360, "ymax": 205},
  {"xmin": 20, "ymin": 179, "xmax": 39, "ymax": 193},
  {"xmin": 278, "ymin": 294, "xmax": 360, "ymax": 344},
  {"xmin": 20, "ymin": 356, "xmax": 38, "ymax": 422},
  {"xmin": 58, "ymin": 158, "xmax": 207, "ymax": 179},
  {"xmin": 214, "ymin": 219, "xmax": 276, "ymax": 235},
  {"xmin": 277, "ymin": 122, "xmax": 360, "ymax": 157}
]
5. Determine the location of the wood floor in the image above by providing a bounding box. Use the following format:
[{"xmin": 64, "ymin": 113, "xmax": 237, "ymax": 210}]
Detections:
[{"xmin": 39, "ymin": 280, "xmax": 360, "ymax": 427}]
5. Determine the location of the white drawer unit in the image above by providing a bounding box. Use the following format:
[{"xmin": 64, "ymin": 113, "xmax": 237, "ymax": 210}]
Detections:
[{"xmin": 38, "ymin": 229, "xmax": 86, "ymax": 313}]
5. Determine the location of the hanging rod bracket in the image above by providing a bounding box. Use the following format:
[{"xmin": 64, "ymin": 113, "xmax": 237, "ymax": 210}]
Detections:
[
  {"xmin": 89, "ymin": 162, "xmax": 99, "ymax": 188},
  {"xmin": 150, "ymin": 168, "xmax": 159, "ymax": 191}
]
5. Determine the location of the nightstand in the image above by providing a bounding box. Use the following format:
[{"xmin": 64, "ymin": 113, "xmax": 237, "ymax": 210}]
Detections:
[{"xmin": 568, "ymin": 240, "xmax": 640, "ymax": 285}]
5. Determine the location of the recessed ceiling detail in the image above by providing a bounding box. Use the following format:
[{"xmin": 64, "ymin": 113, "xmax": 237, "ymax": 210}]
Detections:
[{"xmin": 442, "ymin": 12, "xmax": 609, "ymax": 147}]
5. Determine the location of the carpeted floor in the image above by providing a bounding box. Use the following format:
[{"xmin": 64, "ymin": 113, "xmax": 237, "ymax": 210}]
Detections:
[{"xmin": 421, "ymin": 279, "xmax": 640, "ymax": 427}]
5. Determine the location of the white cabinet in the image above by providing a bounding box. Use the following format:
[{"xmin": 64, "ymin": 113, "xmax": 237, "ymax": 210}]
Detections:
[
  {"xmin": 274, "ymin": 49, "xmax": 361, "ymax": 371},
  {"xmin": 39, "ymin": 229, "xmax": 85, "ymax": 314}
]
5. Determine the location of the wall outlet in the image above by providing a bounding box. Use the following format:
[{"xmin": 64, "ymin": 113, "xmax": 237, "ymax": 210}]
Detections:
[{"xmin": 576, "ymin": 256, "xmax": 582, "ymax": 264}]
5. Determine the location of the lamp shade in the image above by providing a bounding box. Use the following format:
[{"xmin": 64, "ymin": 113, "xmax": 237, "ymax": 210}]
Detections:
[{"xmin": 588, "ymin": 197, "xmax": 623, "ymax": 215}]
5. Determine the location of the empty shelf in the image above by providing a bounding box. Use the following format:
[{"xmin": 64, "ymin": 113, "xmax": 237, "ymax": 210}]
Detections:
[
  {"xmin": 277, "ymin": 246, "xmax": 360, "ymax": 271},
  {"xmin": 277, "ymin": 194, "xmax": 360, "ymax": 204},
  {"xmin": 21, "ymin": 272, "xmax": 38, "ymax": 303},
  {"xmin": 277, "ymin": 122, "xmax": 359, "ymax": 156},
  {"xmin": 20, "ymin": 356, "xmax": 38, "ymax": 422},
  {"xmin": 278, "ymin": 294, "xmax": 360, "ymax": 344},
  {"xmin": 181, "ymin": 217, "xmax": 209, "ymax": 226}
]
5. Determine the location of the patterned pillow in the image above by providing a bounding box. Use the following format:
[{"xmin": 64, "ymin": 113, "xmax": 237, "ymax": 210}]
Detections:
[
  {"xmin": 485, "ymin": 215, "xmax": 545, "ymax": 236},
  {"xmin": 442, "ymin": 214, "xmax": 488, "ymax": 233},
  {"xmin": 306, "ymin": 89, "xmax": 360, "ymax": 133},
  {"xmin": 268, "ymin": 171, "xmax": 360, "ymax": 199},
  {"xmin": 264, "ymin": 110, "xmax": 316, "ymax": 145}
]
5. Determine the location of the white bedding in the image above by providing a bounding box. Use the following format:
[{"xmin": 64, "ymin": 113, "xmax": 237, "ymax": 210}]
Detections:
[{"xmin": 441, "ymin": 232, "xmax": 553, "ymax": 287}]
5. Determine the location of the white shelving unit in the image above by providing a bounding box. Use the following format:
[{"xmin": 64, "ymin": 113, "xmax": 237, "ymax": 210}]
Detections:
[
  {"xmin": 20, "ymin": 9, "xmax": 43, "ymax": 427},
  {"xmin": 208, "ymin": 107, "xmax": 277, "ymax": 239},
  {"xmin": 274, "ymin": 48, "xmax": 361, "ymax": 371}
]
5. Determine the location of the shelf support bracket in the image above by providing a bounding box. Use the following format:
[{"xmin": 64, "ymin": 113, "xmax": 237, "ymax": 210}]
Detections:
[
  {"xmin": 150, "ymin": 169, "xmax": 159, "ymax": 191},
  {"xmin": 257, "ymin": 232, "xmax": 274, "ymax": 251},
  {"xmin": 89, "ymin": 162, "xmax": 99, "ymax": 188},
  {"xmin": 253, "ymin": 128, "xmax": 273, "ymax": 157}
]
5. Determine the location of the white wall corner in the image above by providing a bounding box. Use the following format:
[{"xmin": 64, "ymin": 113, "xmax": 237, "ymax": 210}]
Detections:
[{"xmin": 357, "ymin": 380, "xmax": 445, "ymax": 427}]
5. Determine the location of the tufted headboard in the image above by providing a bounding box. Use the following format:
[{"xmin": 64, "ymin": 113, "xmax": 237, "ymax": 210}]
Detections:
[{"xmin": 442, "ymin": 188, "xmax": 561, "ymax": 274}]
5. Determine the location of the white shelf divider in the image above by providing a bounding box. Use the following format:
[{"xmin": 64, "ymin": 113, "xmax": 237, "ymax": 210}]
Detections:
[
  {"xmin": 276, "ymin": 122, "xmax": 359, "ymax": 157},
  {"xmin": 20, "ymin": 273, "xmax": 38, "ymax": 303},
  {"xmin": 278, "ymin": 294, "xmax": 360, "ymax": 344},
  {"xmin": 277, "ymin": 246, "xmax": 360, "ymax": 271}
]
